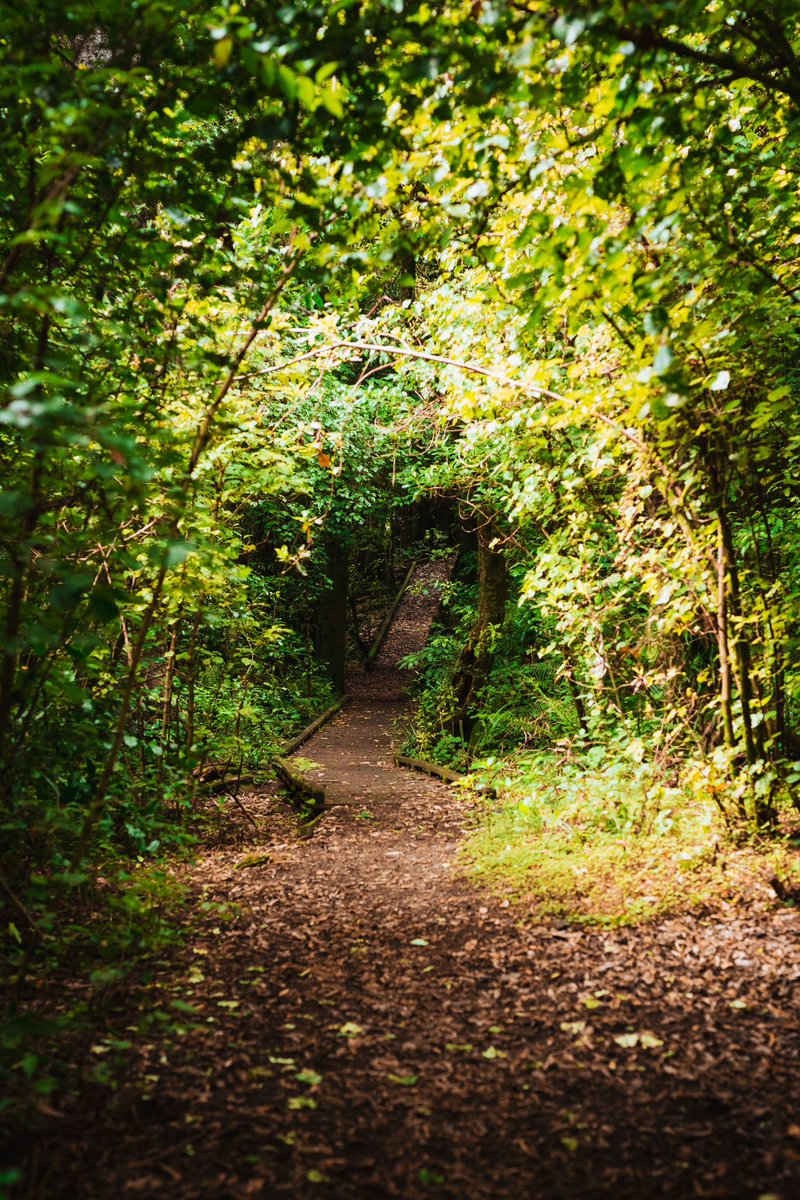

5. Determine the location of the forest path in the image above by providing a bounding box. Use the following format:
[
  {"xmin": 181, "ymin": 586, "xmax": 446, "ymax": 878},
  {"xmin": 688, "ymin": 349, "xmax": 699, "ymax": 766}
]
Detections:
[{"xmin": 33, "ymin": 564, "xmax": 800, "ymax": 1200}]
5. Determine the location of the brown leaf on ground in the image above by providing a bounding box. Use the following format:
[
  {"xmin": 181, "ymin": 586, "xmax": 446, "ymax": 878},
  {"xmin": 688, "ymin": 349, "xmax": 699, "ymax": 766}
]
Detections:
[{"xmin": 9, "ymin": 561, "xmax": 800, "ymax": 1200}]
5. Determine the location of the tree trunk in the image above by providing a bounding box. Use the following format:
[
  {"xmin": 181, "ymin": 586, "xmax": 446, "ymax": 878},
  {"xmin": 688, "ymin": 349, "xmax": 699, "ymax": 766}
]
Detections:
[
  {"xmin": 718, "ymin": 508, "xmax": 758, "ymax": 765},
  {"xmin": 157, "ymin": 618, "xmax": 181, "ymax": 797},
  {"xmin": 450, "ymin": 519, "xmax": 509, "ymax": 742},
  {"xmin": 716, "ymin": 522, "xmax": 737, "ymax": 757},
  {"xmin": 184, "ymin": 608, "xmax": 202, "ymax": 757},
  {"xmin": 314, "ymin": 535, "xmax": 350, "ymax": 694},
  {"xmin": 561, "ymin": 644, "xmax": 586, "ymax": 732}
]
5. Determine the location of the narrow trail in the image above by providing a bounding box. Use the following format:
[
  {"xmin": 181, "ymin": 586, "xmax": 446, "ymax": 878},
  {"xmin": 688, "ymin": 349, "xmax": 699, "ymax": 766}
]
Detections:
[{"xmin": 31, "ymin": 563, "xmax": 800, "ymax": 1200}]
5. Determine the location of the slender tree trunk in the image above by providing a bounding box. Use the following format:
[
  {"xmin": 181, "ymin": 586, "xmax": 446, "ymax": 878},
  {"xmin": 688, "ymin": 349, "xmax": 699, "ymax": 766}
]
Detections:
[
  {"xmin": 185, "ymin": 608, "xmax": 202, "ymax": 757},
  {"xmin": 450, "ymin": 518, "xmax": 509, "ymax": 741},
  {"xmin": 716, "ymin": 523, "xmax": 736, "ymax": 757},
  {"xmin": 718, "ymin": 508, "xmax": 757, "ymax": 765},
  {"xmin": 157, "ymin": 619, "xmax": 181, "ymax": 796},
  {"xmin": 561, "ymin": 645, "xmax": 586, "ymax": 732},
  {"xmin": 315, "ymin": 535, "xmax": 350, "ymax": 694}
]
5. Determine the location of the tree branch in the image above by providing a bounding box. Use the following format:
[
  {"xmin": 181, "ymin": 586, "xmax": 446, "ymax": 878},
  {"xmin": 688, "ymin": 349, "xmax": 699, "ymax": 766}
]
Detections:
[
  {"xmin": 236, "ymin": 338, "xmax": 567, "ymax": 403},
  {"xmin": 620, "ymin": 26, "xmax": 800, "ymax": 105}
]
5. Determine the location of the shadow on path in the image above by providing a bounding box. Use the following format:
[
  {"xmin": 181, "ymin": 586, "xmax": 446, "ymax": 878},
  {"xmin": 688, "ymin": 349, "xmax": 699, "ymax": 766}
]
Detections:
[{"xmin": 23, "ymin": 561, "xmax": 800, "ymax": 1200}]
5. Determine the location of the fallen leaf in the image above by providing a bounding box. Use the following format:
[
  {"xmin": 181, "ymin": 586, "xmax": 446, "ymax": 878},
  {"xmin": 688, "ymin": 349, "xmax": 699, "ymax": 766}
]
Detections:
[
  {"xmin": 235, "ymin": 852, "xmax": 272, "ymax": 870},
  {"xmin": 169, "ymin": 999, "xmax": 200, "ymax": 1015},
  {"xmin": 295, "ymin": 1068, "xmax": 323, "ymax": 1086}
]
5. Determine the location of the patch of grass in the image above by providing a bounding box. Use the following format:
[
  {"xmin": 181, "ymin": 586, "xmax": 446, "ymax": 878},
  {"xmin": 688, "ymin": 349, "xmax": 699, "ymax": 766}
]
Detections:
[{"xmin": 461, "ymin": 750, "xmax": 800, "ymax": 925}]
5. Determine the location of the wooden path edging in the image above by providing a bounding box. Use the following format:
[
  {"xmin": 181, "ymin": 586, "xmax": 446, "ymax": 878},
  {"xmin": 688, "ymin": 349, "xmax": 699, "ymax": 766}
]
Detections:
[
  {"xmin": 273, "ymin": 562, "xmax": 478, "ymax": 811},
  {"xmin": 364, "ymin": 560, "xmax": 417, "ymax": 668},
  {"xmin": 394, "ymin": 753, "xmax": 497, "ymax": 798},
  {"xmin": 280, "ymin": 695, "xmax": 350, "ymax": 758},
  {"xmin": 271, "ymin": 556, "xmax": 418, "ymax": 808},
  {"xmin": 273, "ymin": 695, "xmax": 350, "ymax": 810},
  {"xmin": 273, "ymin": 756, "xmax": 326, "ymax": 812}
]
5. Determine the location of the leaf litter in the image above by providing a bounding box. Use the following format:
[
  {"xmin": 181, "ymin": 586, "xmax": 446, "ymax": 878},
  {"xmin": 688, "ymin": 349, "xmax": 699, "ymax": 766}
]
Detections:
[{"xmin": 10, "ymin": 561, "xmax": 800, "ymax": 1199}]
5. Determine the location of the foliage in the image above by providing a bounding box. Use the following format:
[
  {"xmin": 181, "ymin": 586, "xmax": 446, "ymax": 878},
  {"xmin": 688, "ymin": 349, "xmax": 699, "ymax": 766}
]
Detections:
[
  {"xmin": 401, "ymin": 560, "xmax": 578, "ymax": 767},
  {"xmin": 4, "ymin": 0, "xmax": 800, "ymax": 1152},
  {"xmin": 463, "ymin": 748, "xmax": 800, "ymax": 925},
  {"xmin": 351, "ymin": 0, "xmax": 800, "ymax": 831},
  {"xmin": 0, "ymin": 1, "xmax": 436, "ymax": 1118},
  {"xmin": 0, "ymin": 1, "xmax": 435, "ymax": 915}
]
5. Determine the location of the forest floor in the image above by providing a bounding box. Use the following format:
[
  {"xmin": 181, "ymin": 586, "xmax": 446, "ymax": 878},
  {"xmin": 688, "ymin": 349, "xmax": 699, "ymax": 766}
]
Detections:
[{"xmin": 13, "ymin": 563, "xmax": 800, "ymax": 1200}]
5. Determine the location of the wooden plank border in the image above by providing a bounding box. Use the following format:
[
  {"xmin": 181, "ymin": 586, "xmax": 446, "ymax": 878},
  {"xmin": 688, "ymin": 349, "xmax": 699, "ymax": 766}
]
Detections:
[
  {"xmin": 273, "ymin": 756, "xmax": 325, "ymax": 812},
  {"xmin": 279, "ymin": 694, "xmax": 350, "ymax": 758},
  {"xmin": 365, "ymin": 560, "xmax": 417, "ymax": 669},
  {"xmin": 394, "ymin": 753, "xmax": 496, "ymax": 797},
  {"xmin": 273, "ymin": 694, "xmax": 350, "ymax": 811}
]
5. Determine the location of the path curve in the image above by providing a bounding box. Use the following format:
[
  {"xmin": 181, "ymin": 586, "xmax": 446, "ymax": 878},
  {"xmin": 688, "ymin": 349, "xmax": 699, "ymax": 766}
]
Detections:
[{"xmin": 25, "ymin": 562, "xmax": 800, "ymax": 1200}]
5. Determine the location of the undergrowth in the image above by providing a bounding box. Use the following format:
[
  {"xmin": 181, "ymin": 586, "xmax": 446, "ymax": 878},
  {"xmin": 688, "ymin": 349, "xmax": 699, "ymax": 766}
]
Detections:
[
  {"xmin": 0, "ymin": 858, "xmax": 194, "ymax": 1173},
  {"xmin": 400, "ymin": 560, "xmax": 577, "ymax": 770},
  {"xmin": 0, "ymin": 681, "xmax": 329, "ymax": 1186},
  {"xmin": 461, "ymin": 749, "xmax": 800, "ymax": 925},
  {"xmin": 400, "ymin": 556, "xmax": 800, "ymax": 923}
]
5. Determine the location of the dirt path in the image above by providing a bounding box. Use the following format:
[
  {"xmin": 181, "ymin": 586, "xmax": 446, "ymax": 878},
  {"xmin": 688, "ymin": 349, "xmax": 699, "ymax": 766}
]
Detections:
[{"xmin": 24, "ymin": 563, "xmax": 800, "ymax": 1199}]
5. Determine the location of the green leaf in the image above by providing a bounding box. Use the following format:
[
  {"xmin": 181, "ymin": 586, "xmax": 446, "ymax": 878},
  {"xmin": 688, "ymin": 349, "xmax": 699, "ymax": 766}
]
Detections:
[
  {"xmin": 653, "ymin": 345, "xmax": 674, "ymax": 376},
  {"xmin": 165, "ymin": 541, "xmax": 195, "ymax": 567},
  {"xmin": 319, "ymin": 85, "xmax": 344, "ymax": 118},
  {"xmin": 169, "ymin": 1000, "xmax": 200, "ymax": 1015},
  {"xmin": 295, "ymin": 1068, "xmax": 323, "ymax": 1086},
  {"xmin": 418, "ymin": 1167, "xmax": 446, "ymax": 1185},
  {"xmin": 553, "ymin": 15, "xmax": 585, "ymax": 45},
  {"xmin": 214, "ymin": 37, "xmax": 234, "ymax": 70},
  {"xmin": 89, "ymin": 588, "xmax": 120, "ymax": 622},
  {"xmin": 337, "ymin": 1022, "xmax": 363, "ymax": 1038}
]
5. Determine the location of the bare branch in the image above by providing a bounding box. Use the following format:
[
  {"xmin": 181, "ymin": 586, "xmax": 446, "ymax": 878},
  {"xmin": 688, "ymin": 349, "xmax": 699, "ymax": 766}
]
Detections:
[{"xmin": 236, "ymin": 338, "xmax": 567, "ymax": 403}]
